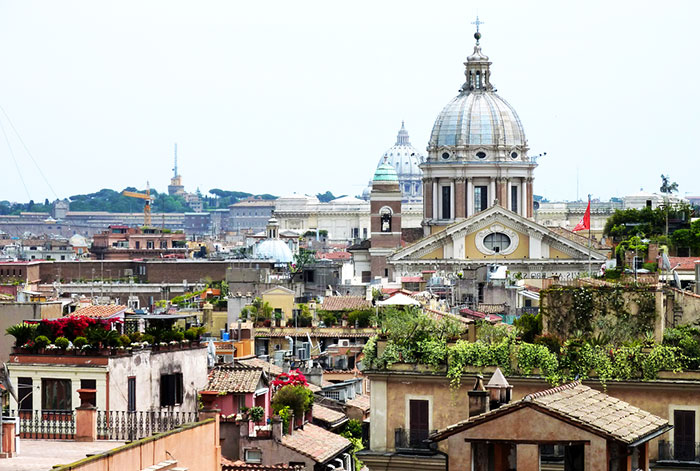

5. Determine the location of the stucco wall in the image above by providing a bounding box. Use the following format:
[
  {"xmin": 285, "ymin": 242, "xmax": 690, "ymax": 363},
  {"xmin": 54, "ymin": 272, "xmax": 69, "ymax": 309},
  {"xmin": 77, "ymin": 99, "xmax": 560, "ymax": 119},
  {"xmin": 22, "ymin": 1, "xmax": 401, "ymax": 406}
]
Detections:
[
  {"xmin": 54, "ymin": 418, "xmax": 220, "ymax": 471},
  {"xmin": 108, "ymin": 347, "xmax": 208, "ymax": 412},
  {"xmin": 448, "ymin": 406, "xmax": 608, "ymax": 471},
  {"xmin": 670, "ymin": 287, "xmax": 700, "ymax": 325},
  {"xmin": 0, "ymin": 301, "xmax": 62, "ymax": 361}
]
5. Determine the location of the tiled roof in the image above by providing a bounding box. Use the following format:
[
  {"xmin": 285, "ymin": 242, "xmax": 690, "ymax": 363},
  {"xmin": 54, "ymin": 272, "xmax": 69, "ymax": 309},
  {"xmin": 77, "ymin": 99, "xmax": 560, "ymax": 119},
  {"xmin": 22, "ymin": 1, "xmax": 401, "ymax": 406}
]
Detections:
[
  {"xmin": 345, "ymin": 394, "xmax": 370, "ymax": 413},
  {"xmin": 221, "ymin": 458, "xmax": 304, "ymax": 470},
  {"xmin": 316, "ymin": 251, "xmax": 352, "ymax": 261},
  {"xmin": 70, "ymin": 304, "xmax": 127, "ymax": 318},
  {"xmin": 205, "ymin": 365, "xmax": 264, "ymax": 393},
  {"xmin": 401, "ymin": 276, "xmax": 423, "ymax": 283},
  {"xmin": 321, "ymin": 296, "xmax": 372, "ymax": 311},
  {"xmin": 427, "ymin": 308, "xmax": 473, "ymax": 325},
  {"xmin": 281, "ymin": 423, "xmax": 351, "ymax": 464},
  {"xmin": 669, "ymin": 256, "xmax": 700, "ymax": 271},
  {"xmin": 477, "ymin": 303, "xmax": 507, "ymax": 314},
  {"xmin": 312, "ymin": 403, "xmax": 347, "ymax": 426},
  {"xmin": 431, "ymin": 381, "xmax": 669, "ymax": 444},
  {"xmin": 236, "ymin": 358, "xmax": 322, "ymax": 392},
  {"xmin": 254, "ymin": 327, "xmax": 378, "ymax": 338}
]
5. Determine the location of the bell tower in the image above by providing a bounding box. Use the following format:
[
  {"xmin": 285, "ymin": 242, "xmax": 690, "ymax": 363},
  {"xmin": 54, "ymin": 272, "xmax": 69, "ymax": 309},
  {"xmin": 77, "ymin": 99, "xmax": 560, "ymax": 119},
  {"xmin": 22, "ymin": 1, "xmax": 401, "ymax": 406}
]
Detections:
[{"xmin": 369, "ymin": 158, "xmax": 402, "ymax": 280}]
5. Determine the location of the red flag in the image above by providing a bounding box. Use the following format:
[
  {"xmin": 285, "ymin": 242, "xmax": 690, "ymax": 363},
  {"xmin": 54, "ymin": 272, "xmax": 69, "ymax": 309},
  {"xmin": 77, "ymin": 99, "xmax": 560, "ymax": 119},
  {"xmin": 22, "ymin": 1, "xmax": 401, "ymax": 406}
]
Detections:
[{"xmin": 573, "ymin": 199, "xmax": 591, "ymax": 232}]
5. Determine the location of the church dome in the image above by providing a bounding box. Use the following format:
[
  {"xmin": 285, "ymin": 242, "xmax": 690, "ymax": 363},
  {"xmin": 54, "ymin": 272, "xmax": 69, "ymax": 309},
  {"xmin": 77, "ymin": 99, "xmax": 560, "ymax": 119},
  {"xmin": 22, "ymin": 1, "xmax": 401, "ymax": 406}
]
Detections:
[
  {"xmin": 427, "ymin": 32, "xmax": 528, "ymax": 161},
  {"xmin": 363, "ymin": 122, "xmax": 424, "ymax": 202},
  {"xmin": 373, "ymin": 161, "xmax": 399, "ymax": 182},
  {"xmin": 254, "ymin": 239, "xmax": 293, "ymax": 263},
  {"xmin": 379, "ymin": 121, "xmax": 424, "ymax": 179}
]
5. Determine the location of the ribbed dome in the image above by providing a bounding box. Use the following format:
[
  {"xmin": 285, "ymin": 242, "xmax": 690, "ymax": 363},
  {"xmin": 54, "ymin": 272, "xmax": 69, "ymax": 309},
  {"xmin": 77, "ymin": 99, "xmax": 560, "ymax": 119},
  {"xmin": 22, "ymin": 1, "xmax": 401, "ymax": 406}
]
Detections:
[
  {"xmin": 373, "ymin": 161, "xmax": 399, "ymax": 182},
  {"xmin": 427, "ymin": 36, "xmax": 529, "ymax": 162},
  {"xmin": 363, "ymin": 122, "xmax": 424, "ymax": 202},
  {"xmin": 430, "ymin": 92, "xmax": 526, "ymax": 148},
  {"xmin": 380, "ymin": 121, "xmax": 423, "ymax": 178}
]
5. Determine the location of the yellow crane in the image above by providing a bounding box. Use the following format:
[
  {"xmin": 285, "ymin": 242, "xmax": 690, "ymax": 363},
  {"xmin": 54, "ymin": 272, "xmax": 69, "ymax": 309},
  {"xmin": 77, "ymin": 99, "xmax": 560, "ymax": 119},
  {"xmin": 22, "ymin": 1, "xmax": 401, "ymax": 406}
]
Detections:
[{"xmin": 122, "ymin": 183, "xmax": 155, "ymax": 227}]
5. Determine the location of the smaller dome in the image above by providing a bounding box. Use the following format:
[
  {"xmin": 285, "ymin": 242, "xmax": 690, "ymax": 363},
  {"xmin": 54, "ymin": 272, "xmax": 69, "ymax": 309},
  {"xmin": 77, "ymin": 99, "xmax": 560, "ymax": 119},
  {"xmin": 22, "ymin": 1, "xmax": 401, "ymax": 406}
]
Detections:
[
  {"xmin": 254, "ymin": 239, "xmax": 293, "ymax": 264},
  {"xmin": 373, "ymin": 161, "xmax": 399, "ymax": 182}
]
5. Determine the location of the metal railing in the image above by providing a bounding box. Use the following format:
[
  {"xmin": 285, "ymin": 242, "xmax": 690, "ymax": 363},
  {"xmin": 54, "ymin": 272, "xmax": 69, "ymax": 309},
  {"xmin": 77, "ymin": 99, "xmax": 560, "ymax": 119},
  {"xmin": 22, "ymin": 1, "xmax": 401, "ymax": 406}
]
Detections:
[
  {"xmin": 9, "ymin": 410, "xmax": 75, "ymax": 439},
  {"xmin": 97, "ymin": 410, "xmax": 198, "ymax": 441},
  {"xmin": 394, "ymin": 428, "xmax": 436, "ymax": 453},
  {"xmin": 658, "ymin": 440, "xmax": 700, "ymax": 462}
]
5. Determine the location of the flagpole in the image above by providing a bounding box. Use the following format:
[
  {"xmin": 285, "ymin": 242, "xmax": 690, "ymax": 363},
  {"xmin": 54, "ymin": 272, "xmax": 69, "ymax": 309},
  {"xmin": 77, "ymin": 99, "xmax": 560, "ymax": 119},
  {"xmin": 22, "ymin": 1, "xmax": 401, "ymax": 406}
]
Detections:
[{"xmin": 587, "ymin": 195, "xmax": 592, "ymax": 277}]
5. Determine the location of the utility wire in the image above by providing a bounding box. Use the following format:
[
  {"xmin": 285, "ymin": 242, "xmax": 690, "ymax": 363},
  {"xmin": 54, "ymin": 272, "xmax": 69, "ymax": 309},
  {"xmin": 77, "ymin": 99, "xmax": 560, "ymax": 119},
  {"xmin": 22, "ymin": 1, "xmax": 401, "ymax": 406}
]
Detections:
[
  {"xmin": 0, "ymin": 104, "xmax": 59, "ymax": 200},
  {"xmin": 0, "ymin": 118, "xmax": 31, "ymax": 201}
]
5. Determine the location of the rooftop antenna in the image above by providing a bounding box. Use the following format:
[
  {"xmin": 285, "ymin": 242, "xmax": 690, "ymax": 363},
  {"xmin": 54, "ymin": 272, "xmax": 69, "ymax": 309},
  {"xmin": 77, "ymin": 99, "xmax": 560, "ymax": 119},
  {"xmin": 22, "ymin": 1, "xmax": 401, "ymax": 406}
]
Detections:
[{"xmin": 173, "ymin": 143, "xmax": 178, "ymax": 178}]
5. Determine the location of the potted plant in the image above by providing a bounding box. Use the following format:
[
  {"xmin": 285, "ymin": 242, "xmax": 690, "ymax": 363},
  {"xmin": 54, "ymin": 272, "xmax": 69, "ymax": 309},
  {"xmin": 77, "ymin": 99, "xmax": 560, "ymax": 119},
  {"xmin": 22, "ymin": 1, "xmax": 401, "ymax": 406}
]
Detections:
[
  {"xmin": 274, "ymin": 311, "xmax": 282, "ymax": 327},
  {"xmin": 34, "ymin": 335, "xmax": 51, "ymax": 354},
  {"xmin": 248, "ymin": 406, "xmax": 265, "ymax": 424}
]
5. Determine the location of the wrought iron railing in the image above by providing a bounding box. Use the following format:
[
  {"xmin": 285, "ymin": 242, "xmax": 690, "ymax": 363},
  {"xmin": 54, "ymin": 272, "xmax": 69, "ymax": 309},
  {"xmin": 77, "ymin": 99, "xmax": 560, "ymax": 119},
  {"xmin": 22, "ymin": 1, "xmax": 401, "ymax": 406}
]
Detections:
[
  {"xmin": 9, "ymin": 410, "xmax": 75, "ymax": 439},
  {"xmin": 658, "ymin": 440, "xmax": 700, "ymax": 462},
  {"xmin": 96, "ymin": 410, "xmax": 198, "ymax": 441},
  {"xmin": 394, "ymin": 428, "xmax": 436, "ymax": 452}
]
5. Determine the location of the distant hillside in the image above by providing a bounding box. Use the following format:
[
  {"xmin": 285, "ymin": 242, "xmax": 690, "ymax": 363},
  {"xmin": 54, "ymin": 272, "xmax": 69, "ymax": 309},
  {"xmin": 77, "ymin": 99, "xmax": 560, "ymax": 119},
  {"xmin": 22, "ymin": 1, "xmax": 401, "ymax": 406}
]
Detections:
[{"xmin": 0, "ymin": 188, "xmax": 279, "ymax": 215}]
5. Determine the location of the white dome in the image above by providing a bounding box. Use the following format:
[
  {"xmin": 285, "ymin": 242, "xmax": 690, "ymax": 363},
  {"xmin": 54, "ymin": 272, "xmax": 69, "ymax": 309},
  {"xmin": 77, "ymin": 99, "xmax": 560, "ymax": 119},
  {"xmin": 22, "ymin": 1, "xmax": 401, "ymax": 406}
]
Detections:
[
  {"xmin": 364, "ymin": 122, "xmax": 424, "ymax": 202},
  {"xmin": 254, "ymin": 239, "xmax": 293, "ymax": 263}
]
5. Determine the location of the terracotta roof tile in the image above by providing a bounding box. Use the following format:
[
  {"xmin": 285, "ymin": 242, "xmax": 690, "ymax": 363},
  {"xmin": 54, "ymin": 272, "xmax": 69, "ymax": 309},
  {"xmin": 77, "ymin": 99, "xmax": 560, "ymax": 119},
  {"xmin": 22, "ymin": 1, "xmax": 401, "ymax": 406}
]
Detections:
[
  {"xmin": 205, "ymin": 364, "xmax": 264, "ymax": 393},
  {"xmin": 237, "ymin": 358, "xmax": 322, "ymax": 392},
  {"xmin": 321, "ymin": 296, "xmax": 372, "ymax": 312},
  {"xmin": 221, "ymin": 457, "xmax": 304, "ymax": 470},
  {"xmin": 669, "ymin": 257, "xmax": 700, "ymax": 271},
  {"xmin": 312, "ymin": 403, "xmax": 347, "ymax": 426},
  {"xmin": 432, "ymin": 381, "xmax": 669, "ymax": 445},
  {"xmin": 71, "ymin": 304, "xmax": 127, "ymax": 318},
  {"xmin": 345, "ymin": 394, "xmax": 370, "ymax": 413},
  {"xmin": 281, "ymin": 423, "xmax": 351, "ymax": 463}
]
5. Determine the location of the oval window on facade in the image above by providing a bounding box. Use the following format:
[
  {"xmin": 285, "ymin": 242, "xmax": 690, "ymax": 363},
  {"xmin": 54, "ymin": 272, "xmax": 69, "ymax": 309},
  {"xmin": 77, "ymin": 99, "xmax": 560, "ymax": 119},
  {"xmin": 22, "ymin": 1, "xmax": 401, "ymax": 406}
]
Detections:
[
  {"xmin": 441, "ymin": 152, "xmax": 451, "ymax": 160},
  {"xmin": 484, "ymin": 233, "xmax": 511, "ymax": 253},
  {"xmin": 476, "ymin": 151, "xmax": 487, "ymax": 159},
  {"xmin": 510, "ymin": 151, "xmax": 518, "ymax": 159}
]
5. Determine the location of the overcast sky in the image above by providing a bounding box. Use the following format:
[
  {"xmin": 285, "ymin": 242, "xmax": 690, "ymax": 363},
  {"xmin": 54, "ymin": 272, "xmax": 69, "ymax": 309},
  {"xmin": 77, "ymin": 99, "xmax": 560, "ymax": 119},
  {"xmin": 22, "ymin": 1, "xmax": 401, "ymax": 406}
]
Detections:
[{"xmin": 1, "ymin": 0, "xmax": 698, "ymax": 204}]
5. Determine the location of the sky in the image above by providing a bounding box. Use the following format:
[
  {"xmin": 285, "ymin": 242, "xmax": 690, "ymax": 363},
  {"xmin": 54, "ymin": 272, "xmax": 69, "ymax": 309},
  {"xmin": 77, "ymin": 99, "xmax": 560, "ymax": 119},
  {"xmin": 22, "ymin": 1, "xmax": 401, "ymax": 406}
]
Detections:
[{"xmin": 0, "ymin": 0, "xmax": 699, "ymax": 204}]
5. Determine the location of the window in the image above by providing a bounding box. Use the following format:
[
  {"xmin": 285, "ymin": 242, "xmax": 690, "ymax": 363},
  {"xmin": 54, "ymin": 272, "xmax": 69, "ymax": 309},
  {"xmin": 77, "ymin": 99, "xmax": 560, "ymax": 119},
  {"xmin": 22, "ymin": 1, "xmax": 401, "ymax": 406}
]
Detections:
[
  {"xmin": 381, "ymin": 212, "xmax": 391, "ymax": 232},
  {"xmin": 42, "ymin": 378, "xmax": 72, "ymax": 411},
  {"xmin": 441, "ymin": 186, "xmax": 451, "ymax": 219},
  {"xmin": 361, "ymin": 271, "xmax": 371, "ymax": 283},
  {"xmin": 147, "ymin": 241, "xmax": 154, "ymax": 249},
  {"xmin": 128, "ymin": 377, "xmax": 136, "ymax": 412},
  {"xmin": 363, "ymin": 228, "xmax": 368, "ymax": 239},
  {"xmin": 18, "ymin": 377, "xmax": 32, "ymax": 411},
  {"xmin": 160, "ymin": 373, "xmax": 183, "ymax": 407},
  {"xmin": 408, "ymin": 399, "xmax": 430, "ymax": 448},
  {"xmin": 510, "ymin": 151, "xmax": 518, "ymax": 159},
  {"xmin": 674, "ymin": 409, "xmax": 696, "ymax": 461},
  {"xmin": 160, "ymin": 241, "xmax": 167, "ymax": 249},
  {"xmin": 476, "ymin": 151, "xmax": 487, "ymax": 159},
  {"xmin": 245, "ymin": 449, "xmax": 263, "ymax": 464},
  {"xmin": 441, "ymin": 152, "xmax": 450, "ymax": 160},
  {"xmin": 474, "ymin": 186, "xmax": 488, "ymax": 212},
  {"xmin": 135, "ymin": 241, "xmax": 140, "ymax": 249},
  {"xmin": 484, "ymin": 233, "xmax": 511, "ymax": 253},
  {"xmin": 511, "ymin": 186, "xmax": 518, "ymax": 213}
]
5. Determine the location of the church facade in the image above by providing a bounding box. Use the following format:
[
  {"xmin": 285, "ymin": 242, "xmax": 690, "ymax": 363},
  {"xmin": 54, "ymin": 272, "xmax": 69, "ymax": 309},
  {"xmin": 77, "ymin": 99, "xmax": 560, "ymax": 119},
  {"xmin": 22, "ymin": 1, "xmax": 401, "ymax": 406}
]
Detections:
[{"xmin": 364, "ymin": 27, "xmax": 605, "ymax": 285}]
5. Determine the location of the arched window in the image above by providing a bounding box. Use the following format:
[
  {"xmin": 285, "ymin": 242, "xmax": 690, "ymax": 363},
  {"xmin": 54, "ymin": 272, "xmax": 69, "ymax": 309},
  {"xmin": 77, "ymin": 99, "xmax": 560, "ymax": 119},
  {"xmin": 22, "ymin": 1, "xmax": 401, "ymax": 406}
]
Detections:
[
  {"xmin": 476, "ymin": 71, "xmax": 481, "ymax": 88},
  {"xmin": 381, "ymin": 212, "xmax": 392, "ymax": 233}
]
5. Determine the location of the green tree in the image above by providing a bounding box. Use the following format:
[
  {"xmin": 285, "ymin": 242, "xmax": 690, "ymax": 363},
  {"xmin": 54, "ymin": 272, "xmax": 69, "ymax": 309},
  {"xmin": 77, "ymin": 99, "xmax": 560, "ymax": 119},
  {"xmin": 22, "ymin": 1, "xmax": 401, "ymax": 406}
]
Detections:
[{"xmin": 660, "ymin": 174, "xmax": 679, "ymax": 194}]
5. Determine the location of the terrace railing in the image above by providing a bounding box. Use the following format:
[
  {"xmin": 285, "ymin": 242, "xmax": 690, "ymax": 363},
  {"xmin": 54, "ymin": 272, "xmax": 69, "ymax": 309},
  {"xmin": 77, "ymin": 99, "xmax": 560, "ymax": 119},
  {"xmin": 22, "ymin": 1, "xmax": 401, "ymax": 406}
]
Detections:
[
  {"xmin": 96, "ymin": 410, "xmax": 198, "ymax": 441},
  {"xmin": 9, "ymin": 410, "xmax": 75, "ymax": 439}
]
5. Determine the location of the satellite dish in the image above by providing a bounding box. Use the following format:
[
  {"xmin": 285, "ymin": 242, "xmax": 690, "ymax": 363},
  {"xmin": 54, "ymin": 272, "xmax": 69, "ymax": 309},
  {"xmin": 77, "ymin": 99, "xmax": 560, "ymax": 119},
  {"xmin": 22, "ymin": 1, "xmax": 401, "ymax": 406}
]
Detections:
[{"xmin": 673, "ymin": 270, "xmax": 681, "ymax": 289}]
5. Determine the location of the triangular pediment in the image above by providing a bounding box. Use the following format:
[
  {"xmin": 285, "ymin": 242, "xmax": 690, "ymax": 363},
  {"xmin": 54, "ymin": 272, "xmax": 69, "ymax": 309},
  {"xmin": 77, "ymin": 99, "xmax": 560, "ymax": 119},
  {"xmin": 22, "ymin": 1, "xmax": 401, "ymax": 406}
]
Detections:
[{"xmin": 391, "ymin": 205, "xmax": 606, "ymax": 262}]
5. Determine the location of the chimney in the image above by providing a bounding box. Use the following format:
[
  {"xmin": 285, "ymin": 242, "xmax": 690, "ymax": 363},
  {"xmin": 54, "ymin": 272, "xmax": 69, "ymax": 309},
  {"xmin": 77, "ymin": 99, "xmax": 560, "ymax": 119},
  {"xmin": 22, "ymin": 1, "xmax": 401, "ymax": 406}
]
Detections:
[
  {"xmin": 467, "ymin": 375, "xmax": 490, "ymax": 417},
  {"xmin": 485, "ymin": 368, "xmax": 513, "ymax": 409},
  {"xmin": 271, "ymin": 416, "xmax": 283, "ymax": 441}
]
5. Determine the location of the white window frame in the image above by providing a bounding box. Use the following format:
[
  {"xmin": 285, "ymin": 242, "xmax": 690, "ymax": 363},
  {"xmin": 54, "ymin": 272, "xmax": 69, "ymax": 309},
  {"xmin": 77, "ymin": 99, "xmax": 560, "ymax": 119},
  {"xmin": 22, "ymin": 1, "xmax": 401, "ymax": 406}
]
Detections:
[{"xmin": 668, "ymin": 404, "xmax": 700, "ymax": 444}]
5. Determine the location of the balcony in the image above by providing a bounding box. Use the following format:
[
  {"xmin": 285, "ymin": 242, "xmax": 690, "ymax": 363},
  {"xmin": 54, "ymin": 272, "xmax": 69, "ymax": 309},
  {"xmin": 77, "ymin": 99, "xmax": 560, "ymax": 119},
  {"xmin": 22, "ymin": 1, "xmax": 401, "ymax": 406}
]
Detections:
[
  {"xmin": 394, "ymin": 428, "xmax": 437, "ymax": 454},
  {"xmin": 658, "ymin": 440, "xmax": 700, "ymax": 463}
]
